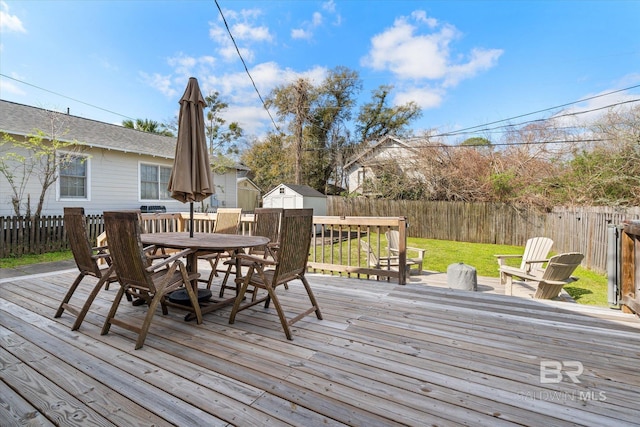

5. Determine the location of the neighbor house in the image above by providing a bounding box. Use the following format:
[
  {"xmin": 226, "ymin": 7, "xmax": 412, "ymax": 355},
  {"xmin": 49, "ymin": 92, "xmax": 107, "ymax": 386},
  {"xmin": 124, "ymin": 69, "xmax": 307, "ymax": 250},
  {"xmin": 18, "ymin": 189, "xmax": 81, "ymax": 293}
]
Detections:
[
  {"xmin": 344, "ymin": 135, "xmax": 423, "ymax": 196},
  {"xmin": 0, "ymin": 100, "xmax": 240, "ymax": 216}
]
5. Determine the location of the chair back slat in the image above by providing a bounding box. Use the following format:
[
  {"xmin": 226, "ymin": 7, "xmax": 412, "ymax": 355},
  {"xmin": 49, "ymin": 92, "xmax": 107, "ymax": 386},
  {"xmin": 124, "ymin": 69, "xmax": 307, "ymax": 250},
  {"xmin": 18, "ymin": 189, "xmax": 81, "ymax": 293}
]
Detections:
[
  {"xmin": 521, "ymin": 237, "xmax": 554, "ymax": 274},
  {"xmin": 273, "ymin": 209, "xmax": 313, "ymax": 284},
  {"xmin": 251, "ymin": 208, "xmax": 283, "ymax": 255},
  {"xmin": 213, "ymin": 208, "xmax": 242, "ymax": 234},
  {"xmin": 386, "ymin": 230, "xmax": 400, "ymax": 253},
  {"xmin": 104, "ymin": 210, "xmax": 155, "ymax": 292},
  {"xmin": 64, "ymin": 207, "xmax": 101, "ymax": 277}
]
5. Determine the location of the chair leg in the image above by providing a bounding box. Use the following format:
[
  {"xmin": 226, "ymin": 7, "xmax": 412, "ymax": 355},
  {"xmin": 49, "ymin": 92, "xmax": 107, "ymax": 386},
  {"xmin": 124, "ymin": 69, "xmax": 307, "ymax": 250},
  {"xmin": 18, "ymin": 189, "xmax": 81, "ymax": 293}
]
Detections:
[
  {"xmin": 135, "ymin": 293, "xmax": 163, "ymax": 350},
  {"xmin": 183, "ymin": 285, "xmax": 203, "ymax": 324},
  {"xmin": 505, "ymin": 275, "xmax": 513, "ymax": 296},
  {"xmin": 228, "ymin": 275, "xmax": 252, "ymax": 324},
  {"xmin": 71, "ymin": 266, "xmax": 115, "ymax": 330},
  {"xmin": 265, "ymin": 284, "xmax": 293, "ymax": 340},
  {"xmin": 300, "ymin": 276, "xmax": 323, "ymax": 320},
  {"xmin": 55, "ymin": 272, "xmax": 85, "ymax": 318},
  {"xmin": 101, "ymin": 285, "xmax": 126, "ymax": 336},
  {"xmin": 219, "ymin": 261, "xmax": 235, "ymax": 297}
]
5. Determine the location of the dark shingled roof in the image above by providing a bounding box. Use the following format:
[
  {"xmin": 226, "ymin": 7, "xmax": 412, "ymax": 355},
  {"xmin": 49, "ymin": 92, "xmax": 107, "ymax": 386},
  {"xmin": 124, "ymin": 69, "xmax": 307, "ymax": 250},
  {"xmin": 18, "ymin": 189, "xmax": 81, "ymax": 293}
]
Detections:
[
  {"xmin": 0, "ymin": 99, "xmax": 176, "ymax": 159},
  {"xmin": 280, "ymin": 184, "xmax": 326, "ymax": 197}
]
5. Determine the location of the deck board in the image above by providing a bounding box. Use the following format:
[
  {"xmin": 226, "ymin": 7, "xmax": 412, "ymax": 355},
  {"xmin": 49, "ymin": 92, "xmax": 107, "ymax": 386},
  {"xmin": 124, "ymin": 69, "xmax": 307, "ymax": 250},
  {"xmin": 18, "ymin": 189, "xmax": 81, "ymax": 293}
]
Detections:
[{"xmin": 1, "ymin": 268, "xmax": 639, "ymax": 427}]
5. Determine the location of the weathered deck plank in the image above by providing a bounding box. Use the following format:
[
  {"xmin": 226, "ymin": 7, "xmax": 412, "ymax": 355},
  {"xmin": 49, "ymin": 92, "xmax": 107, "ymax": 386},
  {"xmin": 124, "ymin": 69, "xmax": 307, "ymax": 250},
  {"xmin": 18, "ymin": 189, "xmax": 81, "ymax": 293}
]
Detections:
[{"xmin": 1, "ymin": 269, "xmax": 639, "ymax": 427}]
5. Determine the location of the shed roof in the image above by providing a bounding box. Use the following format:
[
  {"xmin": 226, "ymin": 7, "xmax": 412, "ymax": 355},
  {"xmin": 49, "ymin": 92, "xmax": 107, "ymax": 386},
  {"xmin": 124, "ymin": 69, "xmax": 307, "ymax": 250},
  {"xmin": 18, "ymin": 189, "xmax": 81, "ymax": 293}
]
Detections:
[{"xmin": 264, "ymin": 183, "xmax": 327, "ymax": 198}]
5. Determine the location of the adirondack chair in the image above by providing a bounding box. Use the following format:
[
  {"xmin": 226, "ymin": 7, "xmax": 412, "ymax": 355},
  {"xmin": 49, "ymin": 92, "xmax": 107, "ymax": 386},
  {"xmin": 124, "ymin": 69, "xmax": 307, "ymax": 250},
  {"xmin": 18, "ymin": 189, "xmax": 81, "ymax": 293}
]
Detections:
[
  {"xmin": 385, "ymin": 230, "xmax": 425, "ymax": 275},
  {"xmin": 198, "ymin": 208, "xmax": 243, "ymax": 289},
  {"xmin": 218, "ymin": 208, "xmax": 283, "ymax": 298},
  {"xmin": 55, "ymin": 207, "xmax": 124, "ymax": 331},
  {"xmin": 360, "ymin": 239, "xmax": 418, "ymax": 277},
  {"xmin": 228, "ymin": 209, "xmax": 322, "ymax": 340},
  {"xmin": 101, "ymin": 210, "xmax": 202, "ymax": 349},
  {"xmin": 495, "ymin": 237, "xmax": 554, "ymax": 295},
  {"xmin": 512, "ymin": 252, "xmax": 584, "ymax": 299}
]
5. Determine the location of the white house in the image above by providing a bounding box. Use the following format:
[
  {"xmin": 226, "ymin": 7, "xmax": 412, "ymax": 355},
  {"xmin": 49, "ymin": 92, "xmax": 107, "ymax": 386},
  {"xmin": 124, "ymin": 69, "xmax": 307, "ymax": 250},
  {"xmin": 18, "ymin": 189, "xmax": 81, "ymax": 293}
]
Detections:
[
  {"xmin": 0, "ymin": 100, "xmax": 239, "ymax": 216},
  {"xmin": 262, "ymin": 184, "xmax": 327, "ymax": 215},
  {"xmin": 344, "ymin": 135, "xmax": 422, "ymax": 196}
]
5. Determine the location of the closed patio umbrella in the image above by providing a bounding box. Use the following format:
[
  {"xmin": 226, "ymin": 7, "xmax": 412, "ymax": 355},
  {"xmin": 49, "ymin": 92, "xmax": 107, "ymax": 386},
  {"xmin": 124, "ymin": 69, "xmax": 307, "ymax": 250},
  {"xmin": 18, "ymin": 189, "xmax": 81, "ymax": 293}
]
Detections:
[{"xmin": 168, "ymin": 77, "xmax": 214, "ymax": 237}]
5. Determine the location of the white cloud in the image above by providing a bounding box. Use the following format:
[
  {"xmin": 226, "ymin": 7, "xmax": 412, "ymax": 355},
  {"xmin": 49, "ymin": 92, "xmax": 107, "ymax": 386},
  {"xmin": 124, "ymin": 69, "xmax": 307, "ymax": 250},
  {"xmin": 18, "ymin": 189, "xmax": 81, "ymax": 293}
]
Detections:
[
  {"xmin": 394, "ymin": 86, "xmax": 444, "ymax": 109},
  {"xmin": 0, "ymin": 1, "xmax": 26, "ymax": 33},
  {"xmin": 139, "ymin": 72, "xmax": 177, "ymax": 98},
  {"xmin": 291, "ymin": 28, "xmax": 312, "ymax": 40},
  {"xmin": 291, "ymin": 1, "xmax": 341, "ymax": 41},
  {"xmin": 209, "ymin": 8, "xmax": 273, "ymax": 63},
  {"xmin": 361, "ymin": 11, "xmax": 503, "ymax": 110}
]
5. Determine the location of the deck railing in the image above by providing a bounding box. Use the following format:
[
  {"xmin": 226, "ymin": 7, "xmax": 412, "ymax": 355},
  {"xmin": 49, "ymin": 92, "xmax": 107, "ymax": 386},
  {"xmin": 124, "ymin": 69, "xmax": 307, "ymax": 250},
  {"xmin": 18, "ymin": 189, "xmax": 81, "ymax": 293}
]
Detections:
[{"xmin": 101, "ymin": 213, "xmax": 412, "ymax": 285}]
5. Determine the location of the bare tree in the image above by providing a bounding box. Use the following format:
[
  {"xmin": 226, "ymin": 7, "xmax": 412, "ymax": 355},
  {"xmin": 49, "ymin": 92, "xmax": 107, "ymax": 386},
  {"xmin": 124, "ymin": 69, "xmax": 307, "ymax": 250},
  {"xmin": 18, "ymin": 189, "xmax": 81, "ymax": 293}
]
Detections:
[{"xmin": 0, "ymin": 109, "xmax": 82, "ymax": 216}]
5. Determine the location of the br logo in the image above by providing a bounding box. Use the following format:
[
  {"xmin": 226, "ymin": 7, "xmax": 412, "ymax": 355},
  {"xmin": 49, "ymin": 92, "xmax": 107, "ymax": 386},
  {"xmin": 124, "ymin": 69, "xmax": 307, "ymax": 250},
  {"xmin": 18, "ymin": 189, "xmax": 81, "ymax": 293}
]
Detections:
[{"xmin": 540, "ymin": 360, "xmax": 584, "ymax": 383}]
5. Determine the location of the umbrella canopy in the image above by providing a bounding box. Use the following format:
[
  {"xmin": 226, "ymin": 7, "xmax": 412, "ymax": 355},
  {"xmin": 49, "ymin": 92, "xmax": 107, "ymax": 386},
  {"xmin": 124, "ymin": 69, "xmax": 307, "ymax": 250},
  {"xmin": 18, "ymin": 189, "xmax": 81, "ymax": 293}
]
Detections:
[{"xmin": 168, "ymin": 77, "xmax": 214, "ymax": 204}]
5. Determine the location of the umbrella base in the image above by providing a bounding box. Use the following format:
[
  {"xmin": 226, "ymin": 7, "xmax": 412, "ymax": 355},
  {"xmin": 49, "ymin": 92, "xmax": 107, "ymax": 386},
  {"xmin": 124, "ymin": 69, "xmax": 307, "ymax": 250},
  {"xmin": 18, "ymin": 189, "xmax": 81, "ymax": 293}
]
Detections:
[{"xmin": 168, "ymin": 288, "xmax": 212, "ymax": 306}]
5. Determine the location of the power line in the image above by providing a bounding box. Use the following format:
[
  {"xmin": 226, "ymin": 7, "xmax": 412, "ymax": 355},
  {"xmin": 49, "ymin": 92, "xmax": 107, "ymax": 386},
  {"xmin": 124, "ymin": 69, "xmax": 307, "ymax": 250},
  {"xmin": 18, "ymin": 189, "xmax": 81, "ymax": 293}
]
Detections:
[
  {"xmin": 0, "ymin": 73, "xmax": 136, "ymax": 120},
  {"xmin": 433, "ymin": 98, "xmax": 640, "ymax": 140},
  {"xmin": 214, "ymin": 0, "xmax": 281, "ymax": 134},
  {"xmin": 437, "ymin": 84, "xmax": 640, "ymax": 137}
]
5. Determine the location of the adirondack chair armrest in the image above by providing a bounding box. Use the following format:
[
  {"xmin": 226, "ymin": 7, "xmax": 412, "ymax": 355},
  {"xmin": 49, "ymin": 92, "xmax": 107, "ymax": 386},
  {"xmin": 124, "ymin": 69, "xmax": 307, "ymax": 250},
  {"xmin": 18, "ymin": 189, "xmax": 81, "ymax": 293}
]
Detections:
[
  {"xmin": 407, "ymin": 246, "xmax": 426, "ymax": 259},
  {"xmin": 145, "ymin": 248, "xmax": 195, "ymax": 272},
  {"xmin": 494, "ymin": 254, "xmax": 522, "ymax": 266},
  {"xmin": 524, "ymin": 258, "xmax": 549, "ymax": 264}
]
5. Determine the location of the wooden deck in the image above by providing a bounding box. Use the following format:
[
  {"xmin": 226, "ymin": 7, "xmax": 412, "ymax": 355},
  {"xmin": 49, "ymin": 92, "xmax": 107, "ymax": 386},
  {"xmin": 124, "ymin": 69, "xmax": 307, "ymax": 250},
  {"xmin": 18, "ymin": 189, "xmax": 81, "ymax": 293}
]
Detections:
[{"xmin": 1, "ymin": 266, "xmax": 639, "ymax": 426}]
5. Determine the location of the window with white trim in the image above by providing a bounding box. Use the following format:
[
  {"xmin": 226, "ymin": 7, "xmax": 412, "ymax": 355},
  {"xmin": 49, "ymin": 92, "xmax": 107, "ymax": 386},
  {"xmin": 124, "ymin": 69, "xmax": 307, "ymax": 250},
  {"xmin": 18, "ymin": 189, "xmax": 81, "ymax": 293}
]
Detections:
[
  {"xmin": 59, "ymin": 154, "xmax": 88, "ymax": 199},
  {"xmin": 140, "ymin": 163, "xmax": 172, "ymax": 200}
]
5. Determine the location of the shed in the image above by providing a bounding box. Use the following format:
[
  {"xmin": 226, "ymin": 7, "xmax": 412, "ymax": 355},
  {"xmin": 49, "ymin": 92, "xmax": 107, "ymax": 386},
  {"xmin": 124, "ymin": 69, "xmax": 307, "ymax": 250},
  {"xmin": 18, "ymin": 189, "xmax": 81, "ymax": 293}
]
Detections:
[
  {"xmin": 237, "ymin": 177, "xmax": 261, "ymax": 212},
  {"xmin": 262, "ymin": 184, "xmax": 327, "ymax": 216}
]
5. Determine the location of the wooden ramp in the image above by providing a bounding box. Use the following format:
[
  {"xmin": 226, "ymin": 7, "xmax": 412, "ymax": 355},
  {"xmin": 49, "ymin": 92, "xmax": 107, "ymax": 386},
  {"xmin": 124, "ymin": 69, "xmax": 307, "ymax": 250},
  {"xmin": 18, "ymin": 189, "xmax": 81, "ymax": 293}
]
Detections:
[{"xmin": 1, "ymin": 268, "xmax": 639, "ymax": 426}]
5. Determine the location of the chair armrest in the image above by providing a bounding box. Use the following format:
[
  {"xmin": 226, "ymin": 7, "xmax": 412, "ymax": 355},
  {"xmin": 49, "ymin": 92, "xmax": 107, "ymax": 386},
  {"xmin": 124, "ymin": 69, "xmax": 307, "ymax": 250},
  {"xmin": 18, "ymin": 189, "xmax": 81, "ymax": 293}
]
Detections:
[
  {"xmin": 236, "ymin": 253, "xmax": 278, "ymax": 266},
  {"xmin": 407, "ymin": 246, "xmax": 426, "ymax": 258},
  {"xmin": 523, "ymin": 259, "xmax": 549, "ymax": 265},
  {"xmin": 146, "ymin": 248, "xmax": 195, "ymax": 272},
  {"xmin": 494, "ymin": 254, "xmax": 522, "ymax": 266}
]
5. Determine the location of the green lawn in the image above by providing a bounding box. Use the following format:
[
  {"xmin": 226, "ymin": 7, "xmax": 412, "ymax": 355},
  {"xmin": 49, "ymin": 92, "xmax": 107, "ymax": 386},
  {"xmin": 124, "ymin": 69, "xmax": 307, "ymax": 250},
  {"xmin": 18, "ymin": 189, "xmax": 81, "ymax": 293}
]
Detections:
[
  {"xmin": 1, "ymin": 238, "xmax": 609, "ymax": 306},
  {"xmin": 410, "ymin": 237, "xmax": 608, "ymax": 307}
]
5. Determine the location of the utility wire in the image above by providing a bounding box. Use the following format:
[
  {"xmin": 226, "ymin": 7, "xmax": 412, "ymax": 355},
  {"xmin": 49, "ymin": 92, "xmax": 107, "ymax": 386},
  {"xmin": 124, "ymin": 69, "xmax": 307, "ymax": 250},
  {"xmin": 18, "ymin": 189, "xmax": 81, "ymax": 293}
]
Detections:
[
  {"xmin": 214, "ymin": 0, "xmax": 281, "ymax": 134},
  {"xmin": 434, "ymin": 98, "xmax": 640, "ymax": 139},
  {"xmin": 0, "ymin": 73, "xmax": 136, "ymax": 120},
  {"xmin": 437, "ymin": 84, "xmax": 640, "ymax": 137}
]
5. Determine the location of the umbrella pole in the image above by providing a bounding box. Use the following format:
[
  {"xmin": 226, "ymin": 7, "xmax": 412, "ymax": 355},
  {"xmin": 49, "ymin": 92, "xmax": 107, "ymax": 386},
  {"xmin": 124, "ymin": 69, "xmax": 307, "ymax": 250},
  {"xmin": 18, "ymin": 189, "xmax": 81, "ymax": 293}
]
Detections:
[{"xmin": 190, "ymin": 202, "xmax": 194, "ymax": 238}]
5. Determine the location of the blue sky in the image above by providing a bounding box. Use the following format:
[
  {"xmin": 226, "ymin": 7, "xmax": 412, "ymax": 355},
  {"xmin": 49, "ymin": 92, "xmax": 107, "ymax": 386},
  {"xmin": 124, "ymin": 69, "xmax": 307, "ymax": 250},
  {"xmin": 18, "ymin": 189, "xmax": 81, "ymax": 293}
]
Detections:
[{"xmin": 1, "ymin": 0, "xmax": 638, "ymax": 144}]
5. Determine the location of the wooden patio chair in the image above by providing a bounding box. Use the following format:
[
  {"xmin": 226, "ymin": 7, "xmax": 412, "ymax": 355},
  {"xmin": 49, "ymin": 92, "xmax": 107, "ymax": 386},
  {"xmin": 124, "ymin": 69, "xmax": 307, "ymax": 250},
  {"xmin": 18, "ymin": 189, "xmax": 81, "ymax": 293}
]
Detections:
[
  {"xmin": 55, "ymin": 207, "xmax": 124, "ymax": 330},
  {"xmin": 512, "ymin": 252, "xmax": 584, "ymax": 299},
  {"xmin": 228, "ymin": 208, "xmax": 322, "ymax": 340},
  {"xmin": 198, "ymin": 208, "xmax": 242, "ymax": 289},
  {"xmin": 101, "ymin": 210, "xmax": 202, "ymax": 350},
  {"xmin": 218, "ymin": 208, "xmax": 283, "ymax": 298},
  {"xmin": 360, "ymin": 239, "xmax": 417, "ymax": 278},
  {"xmin": 495, "ymin": 236, "xmax": 554, "ymax": 295},
  {"xmin": 385, "ymin": 230, "xmax": 425, "ymax": 275}
]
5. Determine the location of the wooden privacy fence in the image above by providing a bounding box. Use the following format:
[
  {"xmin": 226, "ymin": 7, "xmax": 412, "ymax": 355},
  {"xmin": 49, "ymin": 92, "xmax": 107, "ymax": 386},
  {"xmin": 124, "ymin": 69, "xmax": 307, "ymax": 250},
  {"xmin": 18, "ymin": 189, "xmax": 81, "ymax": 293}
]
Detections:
[
  {"xmin": 327, "ymin": 197, "xmax": 640, "ymax": 273},
  {"xmin": 3, "ymin": 202, "xmax": 640, "ymax": 273}
]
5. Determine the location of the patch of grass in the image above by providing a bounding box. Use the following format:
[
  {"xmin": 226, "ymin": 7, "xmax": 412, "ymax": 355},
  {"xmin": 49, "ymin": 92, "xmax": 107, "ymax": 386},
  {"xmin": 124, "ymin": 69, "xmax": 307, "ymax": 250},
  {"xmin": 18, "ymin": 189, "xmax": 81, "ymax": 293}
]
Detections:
[
  {"xmin": 0, "ymin": 250, "xmax": 73, "ymax": 269},
  {"xmin": 409, "ymin": 237, "xmax": 608, "ymax": 307}
]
